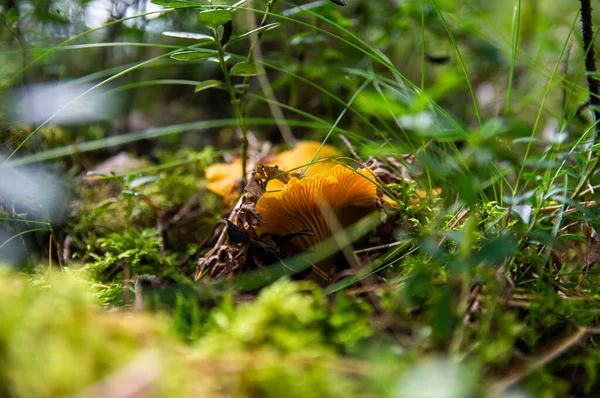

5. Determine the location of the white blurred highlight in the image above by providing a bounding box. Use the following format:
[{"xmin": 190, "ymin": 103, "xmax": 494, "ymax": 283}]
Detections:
[
  {"xmin": 0, "ymin": 166, "xmax": 69, "ymax": 224},
  {"xmin": 395, "ymin": 359, "xmax": 474, "ymax": 398},
  {"xmin": 8, "ymin": 81, "xmax": 120, "ymax": 125},
  {"xmin": 85, "ymin": 0, "xmax": 164, "ymax": 29}
]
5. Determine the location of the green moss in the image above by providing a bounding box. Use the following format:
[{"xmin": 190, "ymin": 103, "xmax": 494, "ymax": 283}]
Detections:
[
  {"xmin": 0, "ymin": 270, "xmax": 188, "ymax": 398},
  {"xmin": 329, "ymin": 293, "xmax": 374, "ymax": 353},
  {"xmin": 199, "ymin": 280, "xmax": 329, "ymax": 354},
  {"xmin": 85, "ymin": 228, "xmax": 165, "ymax": 280}
]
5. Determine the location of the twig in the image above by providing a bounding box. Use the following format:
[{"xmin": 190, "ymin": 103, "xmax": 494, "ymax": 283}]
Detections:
[
  {"xmin": 317, "ymin": 200, "xmax": 387, "ymax": 317},
  {"xmin": 539, "ymin": 200, "xmax": 596, "ymax": 213},
  {"xmin": 53, "ymin": 234, "xmax": 64, "ymax": 270},
  {"xmin": 438, "ymin": 208, "xmax": 469, "ymax": 248},
  {"xmin": 354, "ymin": 207, "xmax": 468, "ymax": 256},
  {"xmin": 48, "ymin": 233, "xmax": 53, "ymax": 275},
  {"xmin": 176, "ymin": 222, "xmax": 222, "ymax": 270},
  {"xmin": 70, "ymin": 351, "xmax": 162, "ymax": 398},
  {"xmin": 579, "ymin": 0, "xmax": 600, "ymax": 142},
  {"xmin": 123, "ymin": 259, "xmax": 131, "ymax": 305},
  {"xmin": 252, "ymin": 42, "xmax": 296, "ymax": 146},
  {"xmin": 338, "ymin": 134, "xmax": 364, "ymax": 163},
  {"xmin": 463, "ymin": 285, "xmax": 481, "ymax": 323},
  {"xmin": 503, "ymin": 299, "xmax": 531, "ymax": 309},
  {"xmin": 160, "ymin": 192, "xmax": 202, "ymax": 233},
  {"xmin": 490, "ymin": 327, "xmax": 588, "ymax": 395},
  {"xmin": 194, "ymin": 195, "xmax": 245, "ymax": 280},
  {"xmin": 63, "ymin": 234, "xmax": 72, "ymax": 264},
  {"xmin": 353, "ymin": 241, "xmax": 402, "ymax": 255},
  {"xmin": 239, "ymin": 0, "xmax": 295, "ymax": 146},
  {"xmin": 560, "ymin": 43, "xmax": 573, "ymax": 129},
  {"xmin": 156, "ymin": 215, "xmax": 168, "ymax": 260}
]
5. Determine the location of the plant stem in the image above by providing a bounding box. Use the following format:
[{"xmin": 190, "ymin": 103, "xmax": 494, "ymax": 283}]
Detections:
[
  {"xmin": 214, "ymin": 27, "xmax": 248, "ymax": 186},
  {"xmin": 579, "ymin": 0, "xmax": 600, "ymax": 143}
]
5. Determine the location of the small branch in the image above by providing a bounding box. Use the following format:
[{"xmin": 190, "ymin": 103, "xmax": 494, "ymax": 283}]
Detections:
[
  {"xmin": 539, "ymin": 200, "xmax": 596, "ymax": 213},
  {"xmin": 579, "ymin": 0, "xmax": 600, "ymax": 142},
  {"xmin": 176, "ymin": 222, "xmax": 222, "ymax": 271},
  {"xmin": 72, "ymin": 351, "xmax": 162, "ymax": 398},
  {"xmin": 338, "ymin": 134, "xmax": 364, "ymax": 163},
  {"xmin": 194, "ymin": 195, "xmax": 245, "ymax": 280},
  {"xmin": 123, "ymin": 259, "xmax": 131, "ymax": 305},
  {"xmin": 48, "ymin": 233, "xmax": 53, "ymax": 275},
  {"xmin": 490, "ymin": 327, "xmax": 588, "ymax": 395},
  {"xmin": 239, "ymin": 0, "xmax": 295, "ymax": 146},
  {"xmin": 353, "ymin": 241, "xmax": 402, "ymax": 255}
]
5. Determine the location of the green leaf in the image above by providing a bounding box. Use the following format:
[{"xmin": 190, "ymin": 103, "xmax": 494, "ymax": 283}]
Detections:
[
  {"xmin": 128, "ymin": 175, "xmax": 160, "ymax": 189},
  {"xmin": 431, "ymin": 287, "xmax": 454, "ymax": 345},
  {"xmin": 354, "ymin": 90, "xmax": 408, "ymax": 117},
  {"xmin": 151, "ymin": 0, "xmax": 202, "ymax": 8},
  {"xmin": 6, "ymin": 8, "xmax": 18, "ymax": 24},
  {"xmin": 290, "ymin": 33, "xmax": 326, "ymax": 46},
  {"xmin": 196, "ymin": 10, "xmax": 232, "ymax": 29},
  {"xmin": 170, "ymin": 51, "xmax": 218, "ymax": 61},
  {"xmin": 230, "ymin": 62, "xmax": 265, "ymax": 77},
  {"xmin": 194, "ymin": 80, "xmax": 225, "ymax": 93},
  {"xmin": 91, "ymin": 200, "xmax": 116, "ymax": 219},
  {"xmin": 226, "ymin": 23, "xmax": 281, "ymax": 46},
  {"xmin": 233, "ymin": 83, "xmax": 250, "ymax": 92},
  {"xmin": 512, "ymin": 204, "xmax": 532, "ymax": 225},
  {"xmin": 162, "ymin": 31, "xmax": 214, "ymax": 41},
  {"xmin": 121, "ymin": 190, "xmax": 143, "ymax": 198},
  {"xmin": 417, "ymin": 128, "xmax": 467, "ymax": 142}
]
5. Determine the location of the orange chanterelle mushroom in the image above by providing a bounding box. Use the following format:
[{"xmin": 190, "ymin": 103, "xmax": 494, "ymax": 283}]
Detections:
[
  {"xmin": 255, "ymin": 165, "xmax": 378, "ymax": 253},
  {"xmin": 205, "ymin": 141, "xmax": 342, "ymax": 201}
]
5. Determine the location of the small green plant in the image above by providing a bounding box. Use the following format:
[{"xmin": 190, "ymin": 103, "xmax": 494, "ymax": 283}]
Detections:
[{"xmin": 166, "ymin": 1, "xmax": 283, "ymax": 186}]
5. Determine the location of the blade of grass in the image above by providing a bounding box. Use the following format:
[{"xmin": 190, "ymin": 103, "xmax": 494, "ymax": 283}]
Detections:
[
  {"xmin": 0, "ymin": 228, "xmax": 52, "ymax": 251},
  {"xmin": 0, "ymin": 118, "xmax": 345, "ymax": 168},
  {"xmin": 6, "ymin": 9, "xmax": 174, "ymax": 86},
  {"xmin": 3, "ymin": 41, "xmax": 213, "ymax": 162},
  {"xmin": 505, "ymin": 0, "xmax": 521, "ymax": 114},
  {"xmin": 304, "ymin": 78, "xmax": 372, "ymax": 174},
  {"xmin": 430, "ymin": 0, "xmax": 481, "ymax": 127},
  {"xmin": 513, "ymin": 11, "xmax": 580, "ymax": 195}
]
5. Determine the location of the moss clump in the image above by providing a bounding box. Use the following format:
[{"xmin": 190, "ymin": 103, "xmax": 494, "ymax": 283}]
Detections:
[
  {"xmin": 0, "ymin": 269, "xmax": 193, "ymax": 398},
  {"xmin": 193, "ymin": 279, "xmax": 374, "ymax": 397},
  {"xmin": 0, "ymin": 271, "xmax": 396, "ymax": 398},
  {"xmin": 199, "ymin": 280, "xmax": 330, "ymax": 354},
  {"xmin": 86, "ymin": 228, "xmax": 167, "ymax": 281}
]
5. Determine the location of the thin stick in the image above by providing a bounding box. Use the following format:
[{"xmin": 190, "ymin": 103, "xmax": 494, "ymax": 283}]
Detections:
[
  {"xmin": 438, "ymin": 208, "xmax": 469, "ymax": 248},
  {"xmin": 338, "ymin": 134, "xmax": 363, "ymax": 163},
  {"xmin": 48, "ymin": 233, "xmax": 53, "ymax": 275},
  {"xmin": 239, "ymin": 0, "xmax": 295, "ymax": 146},
  {"xmin": 490, "ymin": 328, "xmax": 588, "ymax": 395},
  {"xmin": 539, "ymin": 200, "xmax": 596, "ymax": 214},
  {"xmin": 194, "ymin": 195, "xmax": 245, "ymax": 280},
  {"xmin": 353, "ymin": 241, "xmax": 402, "ymax": 255},
  {"xmin": 176, "ymin": 223, "xmax": 222, "ymax": 270},
  {"xmin": 124, "ymin": 260, "xmax": 131, "ymax": 305}
]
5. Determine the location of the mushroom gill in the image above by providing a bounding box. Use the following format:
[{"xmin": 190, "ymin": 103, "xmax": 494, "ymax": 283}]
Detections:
[{"xmin": 255, "ymin": 165, "xmax": 378, "ymax": 254}]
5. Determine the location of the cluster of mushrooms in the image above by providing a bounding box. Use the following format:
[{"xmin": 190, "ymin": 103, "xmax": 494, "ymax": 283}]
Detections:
[{"xmin": 198, "ymin": 141, "xmax": 413, "ymax": 283}]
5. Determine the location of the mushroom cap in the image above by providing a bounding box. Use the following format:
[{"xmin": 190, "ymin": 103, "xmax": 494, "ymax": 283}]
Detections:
[
  {"xmin": 276, "ymin": 141, "xmax": 341, "ymax": 177},
  {"xmin": 205, "ymin": 158, "xmax": 243, "ymax": 197},
  {"xmin": 255, "ymin": 165, "xmax": 377, "ymax": 252},
  {"xmin": 205, "ymin": 141, "xmax": 342, "ymax": 199}
]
